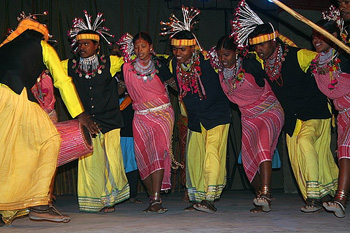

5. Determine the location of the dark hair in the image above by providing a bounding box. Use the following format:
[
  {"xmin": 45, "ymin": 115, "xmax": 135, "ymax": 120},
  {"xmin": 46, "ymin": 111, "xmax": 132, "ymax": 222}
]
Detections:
[
  {"xmin": 216, "ymin": 35, "xmax": 237, "ymax": 51},
  {"xmin": 133, "ymin": 32, "xmax": 152, "ymax": 45},
  {"xmin": 314, "ymin": 19, "xmax": 340, "ymax": 38},
  {"xmin": 249, "ymin": 23, "xmax": 275, "ymax": 40},
  {"xmin": 334, "ymin": 0, "xmax": 342, "ymax": 7},
  {"xmin": 172, "ymin": 30, "xmax": 195, "ymax": 40},
  {"xmin": 22, "ymin": 29, "xmax": 44, "ymax": 39}
]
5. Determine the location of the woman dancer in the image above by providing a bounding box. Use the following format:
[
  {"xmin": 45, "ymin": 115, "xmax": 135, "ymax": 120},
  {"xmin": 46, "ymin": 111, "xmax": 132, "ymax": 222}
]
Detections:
[
  {"xmin": 211, "ymin": 36, "xmax": 284, "ymax": 212},
  {"xmin": 119, "ymin": 32, "xmax": 177, "ymax": 213},
  {"xmin": 311, "ymin": 19, "xmax": 350, "ymax": 218}
]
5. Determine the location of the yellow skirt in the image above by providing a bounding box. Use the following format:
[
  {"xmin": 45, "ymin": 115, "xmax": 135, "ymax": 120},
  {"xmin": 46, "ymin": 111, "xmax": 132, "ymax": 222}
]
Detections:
[
  {"xmin": 0, "ymin": 85, "xmax": 59, "ymax": 212},
  {"xmin": 78, "ymin": 129, "xmax": 130, "ymax": 212},
  {"xmin": 286, "ymin": 118, "xmax": 338, "ymax": 200},
  {"xmin": 186, "ymin": 124, "xmax": 229, "ymax": 202}
]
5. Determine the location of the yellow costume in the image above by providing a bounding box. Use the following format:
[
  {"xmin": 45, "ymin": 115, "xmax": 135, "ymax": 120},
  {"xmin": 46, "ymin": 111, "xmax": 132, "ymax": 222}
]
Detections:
[
  {"xmin": 62, "ymin": 55, "xmax": 129, "ymax": 212},
  {"xmin": 287, "ymin": 119, "xmax": 338, "ymax": 200},
  {"xmin": 255, "ymin": 47, "xmax": 338, "ymax": 201},
  {"xmin": 0, "ymin": 40, "xmax": 84, "ymax": 221},
  {"xmin": 186, "ymin": 124, "xmax": 229, "ymax": 202}
]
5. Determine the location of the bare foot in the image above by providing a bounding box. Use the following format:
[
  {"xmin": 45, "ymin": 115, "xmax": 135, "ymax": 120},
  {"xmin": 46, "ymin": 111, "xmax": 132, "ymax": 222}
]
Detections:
[
  {"xmin": 300, "ymin": 199, "xmax": 322, "ymax": 213},
  {"xmin": 184, "ymin": 203, "xmax": 196, "ymax": 211},
  {"xmin": 100, "ymin": 206, "xmax": 115, "ymax": 213},
  {"xmin": 193, "ymin": 200, "xmax": 217, "ymax": 214},
  {"xmin": 144, "ymin": 201, "xmax": 168, "ymax": 214},
  {"xmin": 323, "ymin": 201, "xmax": 345, "ymax": 218},
  {"xmin": 253, "ymin": 197, "xmax": 271, "ymax": 212},
  {"xmin": 250, "ymin": 205, "xmax": 263, "ymax": 213},
  {"xmin": 29, "ymin": 205, "xmax": 70, "ymax": 223}
]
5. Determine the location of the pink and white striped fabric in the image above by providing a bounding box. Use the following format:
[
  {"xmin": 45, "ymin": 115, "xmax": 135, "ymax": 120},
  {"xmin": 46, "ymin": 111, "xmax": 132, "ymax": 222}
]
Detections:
[
  {"xmin": 314, "ymin": 69, "xmax": 350, "ymax": 160},
  {"xmin": 334, "ymin": 94, "xmax": 350, "ymax": 160},
  {"xmin": 220, "ymin": 73, "xmax": 284, "ymax": 182},
  {"xmin": 123, "ymin": 63, "xmax": 174, "ymax": 190}
]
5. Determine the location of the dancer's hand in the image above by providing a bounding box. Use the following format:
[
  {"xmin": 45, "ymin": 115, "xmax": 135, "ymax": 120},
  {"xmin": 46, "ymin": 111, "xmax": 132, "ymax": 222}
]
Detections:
[{"xmin": 77, "ymin": 112, "xmax": 100, "ymax": 135}]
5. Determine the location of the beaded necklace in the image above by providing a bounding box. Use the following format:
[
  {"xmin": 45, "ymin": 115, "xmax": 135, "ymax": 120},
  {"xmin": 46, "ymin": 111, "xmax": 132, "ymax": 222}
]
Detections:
[
  {"xmin": 222, "ymin": 57, "xmax": 245, "ymax": 95},
  {"xmin": 310, "ymin": 48, "xmax": 340, "ymax": 91},
  {"xmin": 131, "ymin": 57, "xmax": 158, "ymax": 82},
  {"xmin": 176, "ymin": 52, "xmax": 206, "ymax": 100},
  {"xmin": 264, "ymin": 44, "xmax": 288, "ymax": 86},
  {"xmin": 72, "ymin": 54, "xmax": 106, "ymax": 79}
]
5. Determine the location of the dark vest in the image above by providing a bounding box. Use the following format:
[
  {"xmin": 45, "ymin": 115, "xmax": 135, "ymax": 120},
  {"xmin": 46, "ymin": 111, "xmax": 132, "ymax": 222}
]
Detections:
[
  {"xmin": 68, "ymin": 56, "xmax": 123, "ymax": 133},
  {"xmin": 172, "ymin": 54, "xmax": 231, "ymax": 132},
  {"xmin": 266, "ymin": 46, "xmax": 331, "ymax": 136}
]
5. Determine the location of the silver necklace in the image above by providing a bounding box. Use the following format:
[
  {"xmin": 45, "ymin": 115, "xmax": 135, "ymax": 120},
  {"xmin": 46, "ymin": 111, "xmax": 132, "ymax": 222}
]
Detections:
[
  {"xmin": 222, "ymin": 57, "xmax": 242, "ymax": 81},
  {"xmin": 318, "ymin": 48, "xmax": 337, "ymax": 67},
  {"xmin": 132, "ymin": 58, "xmax": 156, "ymax": 82},
  {"xmin": 79, "ymin": 54, "xmax": 99, "ymax": 78}
]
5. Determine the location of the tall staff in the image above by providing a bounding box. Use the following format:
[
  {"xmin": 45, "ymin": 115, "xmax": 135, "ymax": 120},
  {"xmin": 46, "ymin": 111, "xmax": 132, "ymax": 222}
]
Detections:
[{"xmin": 268, "ymin": 0, "xmax": 350, "ymax": 54}]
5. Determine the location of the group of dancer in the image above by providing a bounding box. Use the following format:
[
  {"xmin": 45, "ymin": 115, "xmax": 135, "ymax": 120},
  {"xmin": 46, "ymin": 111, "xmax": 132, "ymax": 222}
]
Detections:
[{"xmin": 1, "ymin": 0, "xmax": 350, "ymax": 227}]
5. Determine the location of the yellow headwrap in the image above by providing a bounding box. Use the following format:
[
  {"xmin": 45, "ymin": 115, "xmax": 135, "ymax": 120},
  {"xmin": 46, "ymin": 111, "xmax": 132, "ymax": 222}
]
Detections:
[
  {"xmin": 171, "ymin": 38, "xmax": 197, "ymax": 46},
  {"xmin": 76, "ymin": 33, "xmax": 100, "ymax": 42},
  {"xmin": 249, "ymin": 31, "xmax": 279, "ymax": 45}
]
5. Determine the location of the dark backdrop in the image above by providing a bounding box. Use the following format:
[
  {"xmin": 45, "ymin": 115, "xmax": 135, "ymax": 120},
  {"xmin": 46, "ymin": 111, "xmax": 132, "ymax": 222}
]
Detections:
[{"xmin": 0, "ymin": 0, "xmax": 331, "ymax": 195}]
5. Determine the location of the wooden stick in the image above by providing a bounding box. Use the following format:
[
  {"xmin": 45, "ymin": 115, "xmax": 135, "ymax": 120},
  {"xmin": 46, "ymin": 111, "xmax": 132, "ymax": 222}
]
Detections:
[{"xmin": 268, "ymin": 0, "xmax": 350, "ymax": 54}]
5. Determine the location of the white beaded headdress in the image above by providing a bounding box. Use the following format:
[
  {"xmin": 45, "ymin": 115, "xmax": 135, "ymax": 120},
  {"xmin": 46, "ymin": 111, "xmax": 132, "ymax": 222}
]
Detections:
[
  {"xmin": 68, "ymin": 10, "xmax": 114, "ymax": 52},
  {"xmin": 117, "ymin": 33, "xmax": 135, "ymax": 63},
  {"xmin": 322, "ymin": 5, "xmax": 345, "ymax": 36},
  {"xmin": 231, "ymin": 0, "xmax": 281, "ymax": 48},
  {"xmin": 231, "ymin": 0, "xmax": 265, "ymax": 48},
  {"xmin": 160, "ymin": 5, "xmax": 203, "ymax": 51},
  {"xmin": 208, "ymin": 46, "xmax": 222, "ymax": 70}
]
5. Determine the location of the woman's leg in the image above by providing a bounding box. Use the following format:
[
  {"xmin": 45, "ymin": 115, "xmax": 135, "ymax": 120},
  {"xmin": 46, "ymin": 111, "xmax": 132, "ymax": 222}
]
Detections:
[
  {"xmin": 336, "ymin": 158, "xmax": 350, "ymax": 204},
  {"xmin": 323, "ymin": 158, "xmax": 350, "ymax": 217},
  {"xmin": 144, "ymin": 169, "xmax": 167, "ymax": 213},
  {"xmin": 252, "ymin": 161, "xmax": 272, "ymax": 212}
]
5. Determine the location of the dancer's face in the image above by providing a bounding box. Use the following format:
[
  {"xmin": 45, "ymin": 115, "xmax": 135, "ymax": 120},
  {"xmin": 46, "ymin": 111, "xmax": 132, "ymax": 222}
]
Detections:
[
  {"xmin": 134, "ymin": 38, "xmax": 153, "ymax": 61},
  {"xmin": 253, "ymin": 40, "xmax": 277, "ymax": 61},
  {"xmin": 312, "ymin": 31, "xmax": 336, "ymax": 53},
  {"xmin": 172, "ymin": 45, "xmax": 195, "ymax": 64},
  {"xmin": 338, "ymin": 0, "xmax": 350, "ymax": 22},
  {"xmin": 78, "ymin": 39, "xmax": 99, "ymax": 58},
  {"xmin": 217, "ymin": 48, "xmax": 237, "ymax": 68}
]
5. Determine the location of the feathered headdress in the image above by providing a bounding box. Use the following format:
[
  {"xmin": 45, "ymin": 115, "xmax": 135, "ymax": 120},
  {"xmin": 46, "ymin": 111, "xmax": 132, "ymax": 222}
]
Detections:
[
  {"xmin": 231, "ymin": 0, "xmax": 279, "ymax": 48},
  {"xmin": 0, "ymin": 11, "xmax": 50, "ymax": 47},
  {"xmin": 322, "ymin": 5, "xmax": 346, "ymax": 41},
  {"xmin": 208, "ymin": 46, "xmax": 222, "ymax": 70},
  {"xmin": 160, "ymin": 5, "xmax": 203, "ymax": 51},
  {"xmin": 117, "ymin": 33, "xmax": 135, "ymax": 63},
  {"xmin": 322, "ymin": 5, "xmax": 343, "ymax": 30},
  {"xmin": 68, "ymin": 10, "xmax": 114, "ymax": 52},
  {"xmin": 231, "ymin": 0, "xmax": 264, "ymax": 48}
]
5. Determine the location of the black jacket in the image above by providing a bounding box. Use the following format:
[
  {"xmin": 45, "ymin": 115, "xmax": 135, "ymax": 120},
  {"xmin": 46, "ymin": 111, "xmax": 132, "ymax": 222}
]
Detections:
[
  {"xmin": 263, "ymin": 46, "xmax": 331, "ymax": 136},
  {"xmin": 172, "ymin": 53, "xmax": 231, "ymax": 132}
]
